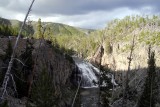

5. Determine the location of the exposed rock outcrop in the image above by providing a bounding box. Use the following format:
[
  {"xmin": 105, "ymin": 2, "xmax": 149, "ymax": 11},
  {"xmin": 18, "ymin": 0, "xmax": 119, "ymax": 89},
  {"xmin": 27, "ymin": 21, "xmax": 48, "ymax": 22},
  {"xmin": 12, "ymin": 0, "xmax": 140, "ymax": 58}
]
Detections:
[
  {"xmin": 0, "ymin": 38, "xmax": 75, "ymax": 107},
  {"xmin": 91, "ymin": 41, "xmax": 160, "ymax": 71},
  {"xmin": 90, "ymin": 45, "xmax": 104, "ymax": 67},
  {"xmin": 89, "ymin": 41, "xmax": 160, "ymax": 107}
]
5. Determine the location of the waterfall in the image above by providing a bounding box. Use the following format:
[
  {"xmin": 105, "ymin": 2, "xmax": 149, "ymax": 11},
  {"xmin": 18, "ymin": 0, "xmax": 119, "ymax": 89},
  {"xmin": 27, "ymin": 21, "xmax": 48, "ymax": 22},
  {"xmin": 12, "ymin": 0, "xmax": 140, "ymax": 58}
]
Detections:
[
  {"xmin": 72, "ymin": 57, "xmax": 99, "ymax": 88},
  {"xmin": 72, "ymin": 57, "xmax": 118, "ymax": 88},
  {"xmin": 72, "ymin": 57, "xmax": 118, "ymax": 106},
  {"xmin": 76, "ymin": 61, "xmax": 99, "ymax": 88}
]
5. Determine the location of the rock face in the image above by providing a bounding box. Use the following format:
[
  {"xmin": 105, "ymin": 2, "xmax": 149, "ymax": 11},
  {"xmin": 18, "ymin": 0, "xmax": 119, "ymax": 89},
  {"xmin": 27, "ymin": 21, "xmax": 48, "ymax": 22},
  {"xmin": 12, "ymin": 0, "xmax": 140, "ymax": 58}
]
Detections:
[
  {"xmin": 0, "ymin": 38, "xmax": 75, "ymax": 106},
  {"xmin": 32, "ymin": 39, "xmax": 73, "ymax": 92},
  {"xmin": 90, "ymin": 41, "xmax": 160, "ymax": 107},
  {"xmin": 90, "ymin": 45, "xmax": 104, "ymax": 67},
  {"xmin": 91, "ymin": 42, "xmax": 160, "ymax": 71}
]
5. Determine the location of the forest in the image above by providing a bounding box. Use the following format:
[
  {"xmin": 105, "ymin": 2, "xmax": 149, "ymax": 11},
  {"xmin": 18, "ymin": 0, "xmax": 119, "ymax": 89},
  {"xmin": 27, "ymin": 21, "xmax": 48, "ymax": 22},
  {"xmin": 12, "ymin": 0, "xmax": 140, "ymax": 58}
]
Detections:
[{"xmin": 0, "ymin": 15, "xmax": 160, "ymax": 107}]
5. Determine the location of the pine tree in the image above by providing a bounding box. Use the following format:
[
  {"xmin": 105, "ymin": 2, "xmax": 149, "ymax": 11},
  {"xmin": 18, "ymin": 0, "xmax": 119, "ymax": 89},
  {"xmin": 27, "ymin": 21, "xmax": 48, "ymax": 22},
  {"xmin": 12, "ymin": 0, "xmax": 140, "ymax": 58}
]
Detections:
[
  {"xmin": 4, "ymin": 40, "xmax": 13, "ymax": 60},
  {"xmin": 37, "ymin": 18, "xmax": 42, "ymax": 38},
  {"xmin": 14, "ymin": 39, "xmax": 33, "ymax": 98},
  {"xmin": 30, "ymin": 68, "xmax": 57, "ymax": 107},
  {"xmin": 138, "ymin": 46, "xmax": 158, "ymax": 107},
  {"xmin": 105, "ymin": 38, "xmax": 112, "ymax": 54}
]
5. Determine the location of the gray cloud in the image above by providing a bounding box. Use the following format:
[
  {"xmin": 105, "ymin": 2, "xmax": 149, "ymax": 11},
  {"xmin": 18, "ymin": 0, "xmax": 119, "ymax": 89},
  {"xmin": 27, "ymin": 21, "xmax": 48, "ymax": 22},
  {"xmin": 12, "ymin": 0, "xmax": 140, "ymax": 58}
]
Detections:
[
  {"xmin": 32, "ymin": 7, "xmax": 140, "ymax": 29},
  {"xmin": 0, "ymin": 0, "xmax": 160, "ymax": 29},
  {"xmin": 2, "ymin": 0, "xmax": 160, "ymax": 16},
  {"xmin": 0, "ymin": 0, "xmax": 9, "ymax": 7},
  {"xmin": 32, "ymin": 0, "xmax": 160, "ymax": 16}
]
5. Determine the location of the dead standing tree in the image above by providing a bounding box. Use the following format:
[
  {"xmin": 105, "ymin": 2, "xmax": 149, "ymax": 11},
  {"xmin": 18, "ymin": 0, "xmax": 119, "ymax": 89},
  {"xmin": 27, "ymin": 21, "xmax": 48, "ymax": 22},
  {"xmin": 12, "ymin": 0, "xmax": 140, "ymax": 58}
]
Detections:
[
  {"xmin": 0, "ymin": 0, "xmax": 35, "ymax": 102},
  {"xmin": 122, "ymin": 33, "xmax": 136, "ymax": 107}
]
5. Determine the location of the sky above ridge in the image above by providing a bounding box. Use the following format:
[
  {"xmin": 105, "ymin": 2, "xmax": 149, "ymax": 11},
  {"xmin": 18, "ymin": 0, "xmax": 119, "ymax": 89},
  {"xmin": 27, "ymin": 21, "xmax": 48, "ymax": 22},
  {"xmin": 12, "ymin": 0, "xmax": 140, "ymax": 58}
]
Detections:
[{"xmin": 0, "ymin": 0, "xmax": 159, "ymax": 29}]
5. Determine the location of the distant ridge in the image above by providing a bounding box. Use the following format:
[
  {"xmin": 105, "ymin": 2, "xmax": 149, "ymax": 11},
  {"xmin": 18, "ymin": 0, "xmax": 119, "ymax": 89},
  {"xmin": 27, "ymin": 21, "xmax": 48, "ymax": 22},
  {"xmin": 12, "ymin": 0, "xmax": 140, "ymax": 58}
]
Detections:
[{"xmin": 0, "ymin": 17, "xmax": 95, "ymax": 37}]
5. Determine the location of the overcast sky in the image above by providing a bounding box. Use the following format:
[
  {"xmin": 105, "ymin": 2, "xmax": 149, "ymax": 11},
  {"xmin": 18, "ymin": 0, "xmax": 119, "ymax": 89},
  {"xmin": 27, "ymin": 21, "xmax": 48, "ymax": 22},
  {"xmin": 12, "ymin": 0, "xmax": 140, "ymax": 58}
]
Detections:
[{"xmin": 0, "ymin": 0, "xmax": 160, "ymax": 29}]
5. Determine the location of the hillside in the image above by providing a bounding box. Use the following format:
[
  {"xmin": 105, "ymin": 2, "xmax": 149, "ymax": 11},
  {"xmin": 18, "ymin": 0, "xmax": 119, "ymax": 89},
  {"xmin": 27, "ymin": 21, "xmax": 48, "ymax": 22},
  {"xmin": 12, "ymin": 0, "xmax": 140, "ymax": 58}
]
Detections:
[
  {"xmin": 49, "ymin": 15, "xmax": 160, "ymax": 106},
  {"xmin": 2, "ymin": 15, "xmax": 160, "ymax": 70},
  {"xmin": 0, "ymin": 17, "xmax": 33, "ymax": 37},
  {"xmin": 53, "ymin": 15, "xmax": 160, "ymax": 61},
  {"xmin": 99, "ymin": 15, "xmax": 160, "ymax": 70},
  {"xmin": 31, "ymin": 21, "xmax": 88, "ymax": 36},
  {"xmin": 89, "ymin": 15, "xmax": 160, "ymax": 107},
  {"xmin": 1, "ymin": 15, "xmax": 160, "ymax": 107},
  {"xmin": 0, "ymin": 17, "xmax": 93, "ymax": 37}
]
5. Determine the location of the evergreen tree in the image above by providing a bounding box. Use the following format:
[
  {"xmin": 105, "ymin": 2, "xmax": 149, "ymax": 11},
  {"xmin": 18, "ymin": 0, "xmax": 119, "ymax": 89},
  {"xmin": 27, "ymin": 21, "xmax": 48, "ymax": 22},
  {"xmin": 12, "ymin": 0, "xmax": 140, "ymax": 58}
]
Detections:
[
  {"xmin": 14, "ymin": 39, "xmax": 33, "ymax": 98},
  {"xmin": 0, "ymin": 27, "xmax": 1, "ymax": 36},
  {"xmin": 138, "ymin": 46, "xmax": 158, "ymax": 107},
  {"xmin": 37, "ymin": 18, "xmax": 42, "ymax": 38},
  {"xmin": 30, "ymin": 68, "xmax": 57, "ymax": 107},
  {"xmin": 44, "ymin": 27, "xmax": 51, "ymax": 40},
  {"xmin": 4, "ymin": 40, "xmax": 13, "ymax": 60},
  {"xmin": 100, "ymin": 69, "xmax": 112, "ymax": 107},
  {"xmin": 105, "ymin": 38, "xmax": 112, "ymax": 54}
]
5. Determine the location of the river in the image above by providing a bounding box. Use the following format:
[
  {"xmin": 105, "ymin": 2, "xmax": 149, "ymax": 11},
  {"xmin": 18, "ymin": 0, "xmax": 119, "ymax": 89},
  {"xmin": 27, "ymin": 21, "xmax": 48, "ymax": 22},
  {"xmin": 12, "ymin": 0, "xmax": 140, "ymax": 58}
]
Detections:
[
  {"xmin": 72, "ymin": 57, "xmax": 100, "ymax": 107},
  {"xmin": 72, "ymin": 57, "xmax": 117, "ymax": 107},
  {"xmin": 74, "ymin": 88, "xmax": 100, "ymax": 107}
]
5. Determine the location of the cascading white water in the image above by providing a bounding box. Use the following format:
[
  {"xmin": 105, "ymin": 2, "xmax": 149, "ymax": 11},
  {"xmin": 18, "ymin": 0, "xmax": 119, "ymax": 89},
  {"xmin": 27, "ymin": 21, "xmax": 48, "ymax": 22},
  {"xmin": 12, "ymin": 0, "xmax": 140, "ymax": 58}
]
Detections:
[
  {"xmin": 72, "ymin": 57, "xmax": 100, "ymax": 88},
  {"xmin": 72, "ymin": 57, "xmax": 118, "ymax": 88},
  {"xmin": 75, "ymin": 61, "xmax": 99, "ymax": 88},
  {"xmin": 72, "ymin": 57, "xmax": 118, "ymax": 106}
]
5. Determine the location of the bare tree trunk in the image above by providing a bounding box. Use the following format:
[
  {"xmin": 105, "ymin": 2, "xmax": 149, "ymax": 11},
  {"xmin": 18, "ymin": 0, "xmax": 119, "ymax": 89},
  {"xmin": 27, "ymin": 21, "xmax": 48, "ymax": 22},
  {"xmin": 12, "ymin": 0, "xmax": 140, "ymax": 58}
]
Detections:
[
  {"xmin": 0, "ymin": 0, "xmax": 35, "ymax": 101},
  {"xmin": 122, "ymin": 34, "xmax": 135, "ymax": 107},
  {"xmin": 98, "ymin": 45, "xmax": 104, "ymax": 106}
]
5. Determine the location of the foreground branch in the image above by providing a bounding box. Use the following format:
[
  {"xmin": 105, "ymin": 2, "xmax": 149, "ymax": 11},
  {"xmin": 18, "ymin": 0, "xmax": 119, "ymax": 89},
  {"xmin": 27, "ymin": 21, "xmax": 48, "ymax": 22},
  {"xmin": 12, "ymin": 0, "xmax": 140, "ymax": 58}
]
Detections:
[{"xmin": 0, "ymin": 0, "xmax": 35, "ymax": 101}]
